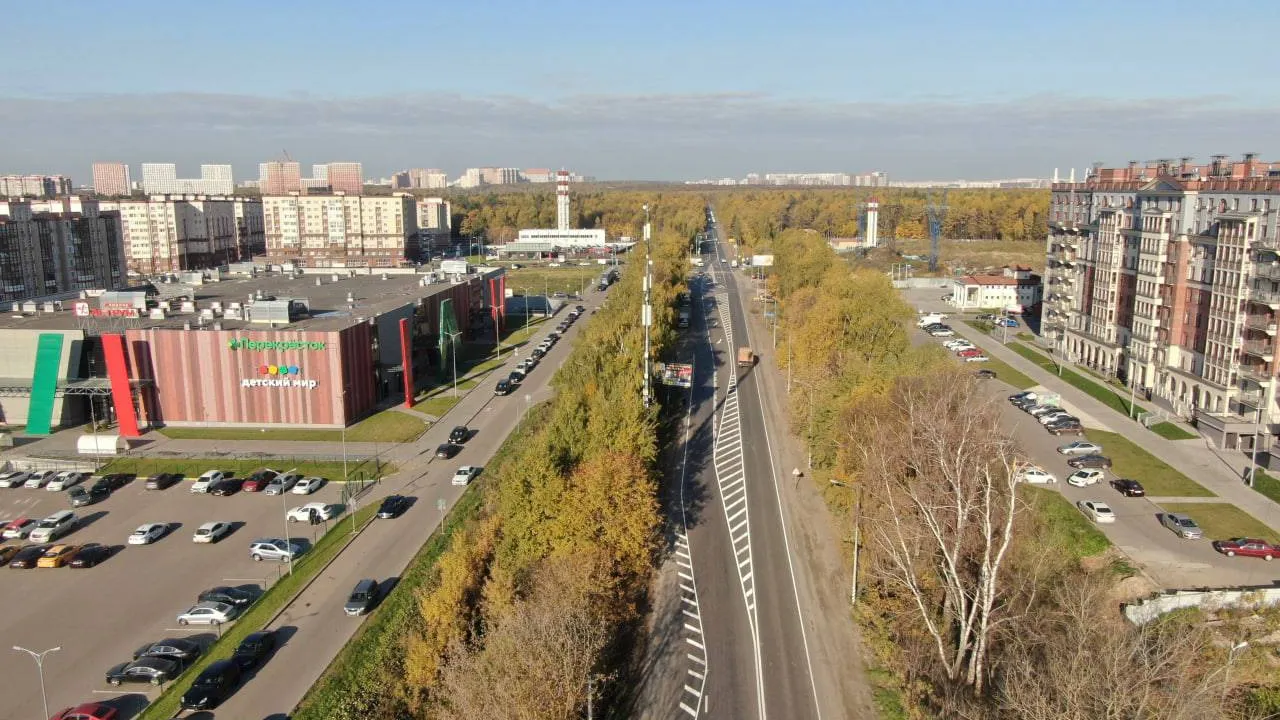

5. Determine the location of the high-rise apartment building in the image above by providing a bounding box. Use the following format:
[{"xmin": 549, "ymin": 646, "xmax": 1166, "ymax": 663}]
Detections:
[
  {"xmin": 523, "ymin": 168, "xmax": 553, "ymax": 183},
  {"xmin": 410, "ymin": 169, "xmax": 448, "ymax": 189},
  {"xmin": 92, "ymin": 163, "xmax": 132, "ymax": 196},
  {"xmin": 262, "ymin": 193, "xmax": 419, "ymax": 267},
  {"xmin": 1044, "ymin": 154, "xmax": 1280, "ymax": 450},
  {"xmin": 140, "ymin": 164, "xmax": 234, "ymax": 194},
  {"xmin": 416, "ymin": 197, "xmax": 452, "ymax": 250},
  {"xmin": 309, "ymin": 162, "xmax": 363, "ymax": 195},
  {"xmin": 99, "ymin": 195, "xmax": 263, "ymax": 274},
  {"xmin": 390, "ymin": 171, "xmax": 412, "ymax": 189},
  {"xmin": 260, "ymin": 161, "xmax": 302, "ymax": 195},
  {"xmin": 0, "ymin": 198, "xmax": 126, "ymax": 302},
  {"xmin": 0, "ymin": 175, "xmax": 74, "ymax": 198}
]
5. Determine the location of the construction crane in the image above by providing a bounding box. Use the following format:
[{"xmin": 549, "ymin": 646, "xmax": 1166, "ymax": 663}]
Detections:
[
  {"xmin": 925, "ymin": 189, "xmax": 949, "ymax": 273},
  {"xmin": 282, "ymin": 149, "xmax": 293, "ymax": 162}
]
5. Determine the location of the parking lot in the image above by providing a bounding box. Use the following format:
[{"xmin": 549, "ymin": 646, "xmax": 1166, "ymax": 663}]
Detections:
[{"xmin": 0, "ymin": 468, "xmax": 350, "ymax": 719}]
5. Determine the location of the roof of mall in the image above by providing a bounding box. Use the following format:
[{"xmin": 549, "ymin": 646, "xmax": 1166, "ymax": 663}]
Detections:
[{"xmin": 0, "ymin": 267, "xmax": 504, "ymax": 334}]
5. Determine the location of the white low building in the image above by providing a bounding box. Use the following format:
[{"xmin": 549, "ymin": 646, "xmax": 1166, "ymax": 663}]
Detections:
[
  {"xmin": 950, "ymin": 265, "xmax": 1042, "ymax": 312},
  {"xmin": 514, "ymin": 228, "xmax": 607, "ymax": 249}
]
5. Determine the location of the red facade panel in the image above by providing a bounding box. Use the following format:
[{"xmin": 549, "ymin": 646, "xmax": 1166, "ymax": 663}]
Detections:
[
  {"xmin": 101, "ymin": 334, "xmax": 140, "ymax": 437},
  {"xmin": 399, "ymin": 318, "xmax": 413, "ymax": 408}
]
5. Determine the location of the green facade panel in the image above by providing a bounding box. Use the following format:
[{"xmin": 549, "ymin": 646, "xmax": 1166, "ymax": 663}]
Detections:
[{"xmin": 26, "ymin": 333, "xmax": 65, "ymax": 435}]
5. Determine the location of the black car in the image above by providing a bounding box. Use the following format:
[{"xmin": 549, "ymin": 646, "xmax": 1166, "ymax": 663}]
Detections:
[
  {"xmin": 181, "ymin": 659, "xmax": 242, "ymax": 710},
  {"xmin": 508, "ymin": 371, "xmax": 524, "ymax": 385},
  {"xmin": 344, "ymin": 578, "xmax": 380, "ymax": 616},
  {"xmin": 975, "ymin": 369, "xmax": 997, "ymax": 379},
  {"xmin": 494, "ymin": 379, "xmax": 512, "ymax": 396},
  {"xmin": 530, "ymin": 348, "xmax": 544, "ymax": 360},
  {"xmin": 449, "ymin": 426, "xmax": 469, "ymax": 444},
  {"xmin": 1067, "ymin": 454, "xmax": 1113, "ymax": 470},
  {"xmin": 68, "ymin": 484, "xmax": 109, "ymax": 507},
  {"xmin": 145, "ymin": 472, "xmax": 181, "ymax": 491},
  {"xmin": 68, "ymin": 543, "xmax": 112, "ymax": 568},
  {"xmin": 377, "ymin": 495, "xmax": 410, "ymax": 519},
  {"xmin": 199, "ymin": 586, "xmax": 256, "ymax": 607},
  {"xmin": 232, "ymin": 630, "xmax": 276, "ymax": 670},
  {"xmin": 133, "ymin": 637, "xmax": 202, "ymax": 663},
  {"xmin": 8, "ymin": 544, "xmax": 48, "ymax": 569},
  {"xmin": 94, "ymin": 473, "xmax": 134, "ymax": 491},
  {"xmin": 209, "ymin": 478, "xmax": 245, "ymax": 496},
  {"xmin": 106, "ymin": 656, "xmax": 181, "ymax": 686},
  {"xmin": 575, "ymin": 305, "xmax": 585, "ymax": 312},
  {"xmin": 1111, "ymin": 478, "xmax": 1146, "ymax": 497},
  {"xmin": 435, "ymin": 443, "xmax": 460, "ymax": 459},
  {"xmin": 1046, "ymin": 421, "xmax": 1084, "ymax": 436}
]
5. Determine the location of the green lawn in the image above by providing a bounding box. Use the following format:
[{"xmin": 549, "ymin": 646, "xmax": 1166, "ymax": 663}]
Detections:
[
  {"xmin": 1149, "ymin": 422, "xmax": 1198, "ymax": 441},
  {"xmin": 964, "ymin": 319, "xmax": 995, "ymax": 334},
  {"xmin": 100, "ymin": 457, "xmax": 392, "ymax": 483},
  {"xmin": 1083, "ymin": 430, "xmax": 1214, "ymax": 497},
  {"xmin": 1020, "ymin": 485, "xmax": 1112, "ymax": 560},
  {"xmin": 158, "ymin": 408, "xmax": 428, "ymax": 444},
  {"xmin": 1008, "ymin": 342, "xmax": 1149, "ymax": 418},
  {"xmin": 936, "ymin": 331, "xmax": 1036, "ymax": 389},
  {"xmin": 1250, "ymin": 469, "xmax": 1280, "ymax": 507},
  {"xmin": 138, "ymin": 503, "xmax": 379, "ymax": 720},
  {"xmin": 1161, "ymin": 502, "xmax": 1280, "ymax": 544},
  {"xmin": 1016, "ymin": 332, "xmax": 1036, "ymax": 342},
  {"xmin": 506, "ymin": 264, "xmax": 606, "ymax": 296}
]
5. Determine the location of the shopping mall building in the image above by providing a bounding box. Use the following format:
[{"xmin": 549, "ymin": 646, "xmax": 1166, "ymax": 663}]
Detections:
[{"xmin": 0, "ymin": 266, "xmax": 506, "ymax": 436}]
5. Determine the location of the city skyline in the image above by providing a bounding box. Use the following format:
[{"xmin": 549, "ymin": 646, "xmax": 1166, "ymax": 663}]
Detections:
[{"xmin": 2, "ymin": 1, "xmax": 1277, "ymax": 180}]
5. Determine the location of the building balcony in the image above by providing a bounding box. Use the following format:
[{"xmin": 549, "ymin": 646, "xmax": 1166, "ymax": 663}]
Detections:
[
  {"xmin": 1243, "ymin": 340, "xmax": 1277, "ymax": 361},
  {"xmin": 1131, "ymin": 325, "xmax": 1161, "ymax": 344},
  {"xmin": 1135, "ymin": 289, "xmax": 1164, "ymax": 306},
  {"xmin": 1253, "ymin": 236, "xmax": 1280, "ymax": 252},
  {"xmin": 1254, "ymin": 263, "xmax": 1280, "ymax": 281},
  {"xmin": 1244, "ymin": 315, "xmax": 1278, "ymax": 335},
  {"xmin": 1238, "ymin": 389, "xmax": 1266, "ymax": 408},
  {"xmin": 1250, "ymin": 287, "xmax": 1280, "ymax": 308},
  {"xmin": 1240, "ymin": 366, "xmax": 1275, "ymax": 386},
  {"xmin": 1208, "ymin": 331, "xmax": 1237, "ymax": 346}
]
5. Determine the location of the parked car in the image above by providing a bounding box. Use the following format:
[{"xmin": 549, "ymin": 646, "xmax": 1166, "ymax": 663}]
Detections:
[
  {"xmin": 292, "ymin": 476, "xmax": 324, "ymax": 495},
  {"xmin": 1161, "ymin": 512, "xmax": 1203, "ymax": 539},
  {"xmin": 191, "ymin": 470, "xmax": 226, "ymax": 493},
  {"xmin": 288, "ymin": 502, "xmax": 336, "ymax": 523},
  {"xmin": 449, "ymin": 426, "xmax": 470, "ymax": 443},
  {"xmin": 1077, "ymin": 500, "xmax": 1116, "ymax": 524},
  {"xmin": 176, "ymin": 601, "xmax": 239, "ymax": 626},
  {"xmin": 435, "ymin": 443, "xmax": 460, "ymax": 459},
  {"xmin": 68, "ymin": 543, "xmax": 112, "ymax": 568},
  {"xmin": 241, "ymin": 469, "xmax": 277, "ymax": 493},
  {"xmin": 29, "ymin": 510, "xmax": 77, "ymax": 542},
  {"xmin": 1009, "ymin": 391, "xmax": 1038, "ymax": 404},
  {"xmin": 529, "ymin": 348, "xmax": 545, "ymax": 361},
  {"xmin": 344, "ymin": 578, "xmax": 380, "ymax": 616},
  {"xmin": 46, "ymin": 471, "xmax": 86, "ymax": 491},
  {"xmin": 181, "ymin": 659, "xmax": 242, "ymax": 710},
  {"xmin": 128, "ymin": 523, "xmax": 169, "ymax": 545},
  {"xmin": 1012, "ymin": 396, "xmax": 1040, "ymax": 410},
  {"xmin": 1014, "ymin": 466, "xmax": 1057, "ymax": 484},
  {"xmin": 0, "ymin": 545, "xmax": 19, "ymax": 564},
  {"xmin": 133, "ymin": 637, "xmax": 202, "ymax": 663},
  {"xmin": 0, "ymin": 470, "xmax": 29, "ymax": 488},
  {"xmin": 24, "ymin": 470, "xmax": 56, "ymax": 489},
  {"xmin": 1212, "ymin": 537, "xmax": 1280, "ymax": 560},
  {"xmin": 1058, "ymin": 441, "xmax": 1103, "ymax": 456},
  {"xmin": 106, "ymin": 656, "xmax": 181, "ymax": 686},
  {"xmin": 929, "ymin": 327, "xmax": 955, "ymax": 338},
  {"xmin": 210, "ymin": 478, "xmax": 245, "ymax": 496},
  {"xmin": 232, "ymin": 630, "xmax": 277, "ymax": 670},
  {"xmin": 1067, "ymin": 454, "xmax": 1112, "ymax": 470},
  {"xmin": 249, "ymin": 538, "xmax": 303, "ymax": 562},
  {"xmin": 68, "ymin": 484, "xmax": 109, "ymax": 507},
  {"xmin": 957, "ymin": 348, "xmax": 983, "ymax": 358},
  {"xmin": 974, "ymin": 369, "xmax": 997, "ymax": 379},
  {"xmin": 265, "ymin": 471, "xmax": 301, "ymax": 495},
  {"xmin": 145, "ymin": 472, "xmax": 181, "ymax": 491},
  {"xmin": 1046, "ymin": 421, "xmax": 1084, "ymax": 436},
  {"xmin": 452, "ymin": 466, "xmax": 481, "ymax": 486},
  {"xmin": 49, "ymin": 703, "xmax": 118, "ymax": 720},
  {"xmin": 377, "ymin": 495, "xmax": 411, "ymax": 519},
  {"xmin": 37, "ymin": 543, "xmax": 81, "ymax": 568},
  {"xmin": 1110, "ymin": 478, "xmax": 1146, "ymax": 497},
  {"xmin": 199, "ymin": 586, "xmax": 255, "ymax": 607},
  {"xmin": 964, "ymin": 355, "xmax": 990, "ymax": 363},
  {"xmin": 1038, "ymin": 410, "xmax": 1075, "ymax": 425},
  {"xmin": 1067, "ymin": 469, "xmax": 1106, "ymax": 487},
  {"xmin": 1028, "ymin": 404, "xmax": 1062, "ymax": 417},
  {"xmin": 2, "ymin": 517, "xmax": 35, "ymax": 539},
  {"xmin": 193, "ymin": 521, "xmax": 233, "ymax": 544},
  {"xmin": 996, "ymin": 317, "xmax": 1019, "ymax": 327},
  {"xmin": 8, "ymin": 544, "xmax": 49, "ymax": 568}
]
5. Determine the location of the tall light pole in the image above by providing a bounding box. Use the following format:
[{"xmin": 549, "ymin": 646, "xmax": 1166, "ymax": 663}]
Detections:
[
  {"xmin": 13, "ymin": 645, "xmax": 59, "ymax": 719},
  {"xmin": 642, "ymin": 204, "xmax": 653, "ymax": 407},
  {"xmin": 446, "ymin": 330, "xmax": 462, "ymax": 397}
]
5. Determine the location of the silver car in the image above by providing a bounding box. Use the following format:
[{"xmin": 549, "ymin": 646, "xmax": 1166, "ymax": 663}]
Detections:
[
  {"xmin": 176, "ymin": 601, "xmax": 239, "ymax": 626},
  {"xmin": 1161, "ymin": 513, "xmax": 1203, "ymax": 539}
]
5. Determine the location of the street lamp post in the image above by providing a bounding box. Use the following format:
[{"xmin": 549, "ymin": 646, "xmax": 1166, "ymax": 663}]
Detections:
[
  {"xmin": 446, "ymin": 330, "xmax": 462, "ymax": 398},
  {"xmin": 13, "ymin": 645, "xmax": 60, "ymax": 719},
  {"xmin": 642, "ymin": 204, "xmax": 653, "ymax": 407},
  {"xmin": 515, "ymin": 286, "xmax": 531, "ymax": 332},
  {"xmin": 279, "ymin": 485, "xmax": 293, "ymax": 577}
]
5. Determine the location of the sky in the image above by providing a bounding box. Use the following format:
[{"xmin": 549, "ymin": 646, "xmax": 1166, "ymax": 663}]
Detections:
[{"xmin": 2, "ymin": 0, "xmax": 1279, "ymax": 182}]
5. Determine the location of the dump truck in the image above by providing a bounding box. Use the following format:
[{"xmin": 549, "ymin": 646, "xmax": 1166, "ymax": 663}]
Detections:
[{"xmin": 736, "ymin": 347, "xmax": 755, "ymax": 367}]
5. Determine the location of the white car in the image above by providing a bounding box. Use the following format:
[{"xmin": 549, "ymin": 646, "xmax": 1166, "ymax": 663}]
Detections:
[
  {"xmin": 1039, "ymin": 410, "xmax": 1074, "ymax": 425},
  {"xmin": 287, "ymin": 502, "xmax": 336, "ymax": 523},
  {"xmin": 1067, "ymin": 469, "xmax": 1106, "ymax": 487},
  {"xmin": 24, "ymin": 470, "xmax": 56, "ymax": 489},
  {"xmin": 1077, "ymin": 500, "xmax": 1116, "ymax": 524},
  {"xmin": 264, "ymin": 472, "xmax": 301, "ymax": 495},
  {"xmin": 452, "ymin": 466, "xmax": 481, "ymax": 486},
  {"xmin": 964, "ymin": 355, "xmax": 990, "ymax": 363},
  {"xmin": 191, "ymin": 470, "xmax": 226, "ymax": 493},
  {"xmin": 292, "ymin": 476, "xmax": 324, "ymax": 495},
  {"xmin": 192, "ymin": 521, "xmax": 233, "ymax": 544},
  {"xmin": 46, "ymin": 471, "xmax": 86, "ymax": 491},
  {"xmin": 0, "ymin": 470, "xmax": 30, "ymax": 488},
  {"xmin": 128, "ymin": 523, "xmax": 169, "ymax": 545},
  {"xmin": 1028, "ymin": 405, "xmax": 1063, "ymax": 418},
  {"xmin": 943, "ymin": 339, "xmax": 974, "ymax": 349},
  {"xmin": 176, "ymin": 601, "xmax": 239, "ymax": 626},
  {"xmin": 928, "ymin": 328, "xmax": 955, "ymax": 337},
  {"xmin": 1057, "ymin": 441, "xmax": 1103, "ymax": 456},
  {"xmin": 1015, "ymin": 466, "xmax": 1057, "ymax": 484}
]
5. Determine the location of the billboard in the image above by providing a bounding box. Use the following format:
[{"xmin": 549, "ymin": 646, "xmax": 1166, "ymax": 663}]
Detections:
[
  {"xmin": 658, "ymin": 362, "xmax": 693, "ymax": 388},
  {"xmin": 751, "ymin": 254, "xmax": 775, "ymax": 267}
]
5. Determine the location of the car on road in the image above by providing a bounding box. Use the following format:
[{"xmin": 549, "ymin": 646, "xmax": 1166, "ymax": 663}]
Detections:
[
  {"xmin": 288, "ymin": 502, "xmax": 336, "ymax": 523},
  {"xmin": 435, "ymin": 443, "xmax": 461, "ymax": 459},
  {"xmin": 1058, "ymin": 441, "xmax": 1103, "ymax": 456},
  {"xmin": 291, "ymin": 476, "xmax": 324, "ymax": 495},
  {"xmin": 191, "ymin": 470, "xmax": 226, "ymax": 493},
  {"xmin": 1110, "ymin": 478, "xmax": 1146, "ymax": 497},
  {"xmin": 145, "ymin": 472, "xmax": 181, "ymax": 491},
  {"xmin": 1014, "ymin": 466, "xmax": 1057, "ymax": 484},
  {"xmin": 494, "ymin": 378, "xmax": 513, "ymax": 396},
  {"xmin": 46, "ymin": 471, "xmax": 86, "ymax": 491},
  {"xmin": 1066, "ymin": 454, "xmax": 1112, "ymax": 470},
  {"xmin": 106, "ymin": 656, "xmax": 181, "ymax": 686},
  {"xmin": 37, "ymin": 543, "xmax": 81, "ymax": 568},
  {"xmin": 344, "ymin": 578, "xmax": 380, "ymax": 616},
  {"xmin": 199, "ymin": 586, "xmax": 256, "ymax": 607},
  {"xmin": 2, "ymin": 517, "xmax": 35, "ymax": 539},
  {"xmin": 1067, "ymin": 469, "xmax": 1106, "ymax": 487},
  {"xmin": 1077, "ymin": 500, "xmax": 1116, "ymax": 524},
  {"xmin": 193, "ymin": 521, "xmax": 233, "ymax": 543},
  {"xmin": 452, "ymin": 466, "xmax": 481, "ymax": 486},
  {"xmin": 232, "ymin": 629, "xmax": 277, "ymax": 670},
  {"xmin": 180, "ymin": 659, "xmax": 242, "ymax": 710},
  {"xmin": 210, "ymin": 477, "xmax": 245, "ymax": 496},
  {"xmin": 176, "ymin": 601, "xmax": 239, "ymax": 626},
  {"xmin": 508, "ymin": 369, "xmax": 525, "ymax": 385},
  {"xmin": 29, "ymin": 510, "xmax": 77, "ymax": 542},
  {"xmin": 1161, "ymin": 512, "xmax": 1203, "ymax": 539},
  {"xmin": 133, "ymin": 637, "xmax": 202, "ymax": 663},
  {"xmin": 49, "ymin": 703, "xmax": 118, "ymax": 720},
  {"xmin": 241, "ymin": 469, "xmax": 277, "ymax": 493},
  {"xmin": 1212, "ymin": 537, "xmax": 1280, "ymax": 560},
  {"xmin": 68, "ymin": 484, "xmax": 110, "ymax": 507},
  {"xmin": 68, "ymin": 543, "xmax": 112, "ymax": 568},
  {"xmin": 529, "ymin": 348, "xmax": 544, "ymax": 361},
  {"xmin": 128, "ymin": 523, "xmax": 169, "ymax": 545},
  {"xmin": 24, "ymin": 470, "xmax": 56, "ymax": 489},
  {"xmin": 264, "ymin": 471, "xmax": 302, "ymax": 495},
  {"xmin": 449, "ymin": 425, "xmax": 470, "ymax": 443},
  {"xmin": 8, "ymin": 544, "xmax": 48, "ymax": 568},
  {"xmin": 377, "ymin": 495, "xmax": 411, "ymax": 519},
  {"xmin": 250, "ymin": 538, "xmax": 303, "ymax": 562},
  {"xmin": 0, "ymin": 470, "xmax": 29, "ymax": 487}
]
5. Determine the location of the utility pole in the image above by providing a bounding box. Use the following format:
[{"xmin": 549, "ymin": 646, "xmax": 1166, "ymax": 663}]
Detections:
[{"xmin": 642, "ymin": 204, "xmax": 653, "ymax": 407}]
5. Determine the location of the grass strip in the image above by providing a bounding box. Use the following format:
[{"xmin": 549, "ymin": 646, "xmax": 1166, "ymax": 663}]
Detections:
[
  {"xmin": 158, "ymin": 408, "xmax": 428, "ymax": 444},
  {"xmin": 1249, "ymin": 469, "xmax": 1280, "ymax": 507},
  {"xmin": 1083, "ymin": 430, "xmax": 1214, "ymax": 497},
  {"xmin": 1020, "ymin": 485, "xmax": 1111, "ymax": 560},
  {"xmin": 138, "ymin": 503, "xmax": 380, "ymax": 720},
  {"xmin": 1149, "ymin": 422, "xmax": 1198, "ymax": 441},
  {"xmin": 1160, "ymin": 502, "xmax": 1280, "ymax": 544},
  {"xmin": 100, "ymin": 457, "xmax": 394, "ymax": 483},
  {"xmin": 1007, "ymin": 342, "xmax": 1149, "ymax": 418}
]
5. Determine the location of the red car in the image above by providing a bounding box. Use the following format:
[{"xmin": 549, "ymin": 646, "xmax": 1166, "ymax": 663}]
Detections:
[
  {"xmin": 49, "ymin": 703, "xmax": 118, "ymax": 720},
  {"xmin": 240, "ymin": 469, "xmax": 277, "ymax": 493},
  {"xmin": 957, "ymin": 348, "xmax": 983, "ymax": 358},
  {"xmin": 1212, "ymin": 537, "xmax": 1280, "ymax": 560}
]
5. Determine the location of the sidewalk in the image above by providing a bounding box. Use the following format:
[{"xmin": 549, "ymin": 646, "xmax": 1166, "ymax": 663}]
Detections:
[{"xmin": 963, "ymin": 330, "xmax": 1280, "ymax": 532}]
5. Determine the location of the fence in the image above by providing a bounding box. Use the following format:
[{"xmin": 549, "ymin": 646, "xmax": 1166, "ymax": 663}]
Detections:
[{"xmin": 1123, "ymin": 586, "xmax": 1280, "ymax": 625}]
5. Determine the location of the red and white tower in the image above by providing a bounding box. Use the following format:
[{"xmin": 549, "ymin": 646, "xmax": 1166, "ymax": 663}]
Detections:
[
  {"xmin": 556, "ymin": 169, "xmax": 571, "ymax": 230},
  {"xmin": 866, "ymin": 197, "xmax": 880, "ymax": 247}
]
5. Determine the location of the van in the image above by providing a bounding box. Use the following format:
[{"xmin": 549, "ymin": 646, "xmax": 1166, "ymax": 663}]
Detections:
[
  {"xmin": 916, "ymin": 313, "xmax": 946, "ymax": 328},
  {"xmin": 30, "ymin": 510, "xmax": 77, "ymax": 542}
]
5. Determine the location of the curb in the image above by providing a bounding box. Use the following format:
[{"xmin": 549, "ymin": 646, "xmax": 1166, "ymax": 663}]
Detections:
[{"xmin": 264, "ymin": 511, "xmax": 377, "ymax": 629}]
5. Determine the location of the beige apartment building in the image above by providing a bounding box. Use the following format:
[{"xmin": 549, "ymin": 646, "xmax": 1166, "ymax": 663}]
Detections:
[
  {"xmin": 0, "ymin": 198, "xmax": 126, "ymax": 302},
  {"xmin": 1045, "ymin": 154, "xmax": 1280, "ymax": 451},
  {"xmin": 0, "ymin": 175, "xmax": 74, "ymax": 198},
  {"xmin": 99, "ymin": 195, "xmax": 264, "ymax": 275},
  {"xmin": 261, "ymin": 193, "xmax": 419, "ymax": 267},
  {"xmin": 92, "ymin": 162, "xmax": 131, "ymax": 196}
]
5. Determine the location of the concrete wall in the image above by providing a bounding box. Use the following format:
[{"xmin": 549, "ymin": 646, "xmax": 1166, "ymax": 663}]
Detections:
[
  {"xmin": 1123, "ymin": 586, "xmax": 1280, "ymax": 625},
  {"xmin": 0, "ymin": 328, "xmax": 86, "ymax": 428}
]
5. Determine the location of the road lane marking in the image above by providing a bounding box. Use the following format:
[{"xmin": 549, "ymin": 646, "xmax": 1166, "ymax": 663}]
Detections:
[{"xmin": 673, "ymin": 372, "xmax": 709, "ymax": 720}]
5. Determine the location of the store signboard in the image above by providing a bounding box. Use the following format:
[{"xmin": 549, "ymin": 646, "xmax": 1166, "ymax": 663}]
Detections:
[
  {"xmin": 240, "ymin": 364, "xmax": 319, "ymax": 389},
  {"xmin": 227, "ymin": 338, "xmax": 326, "ymax": 351}
]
